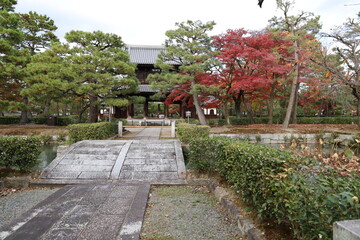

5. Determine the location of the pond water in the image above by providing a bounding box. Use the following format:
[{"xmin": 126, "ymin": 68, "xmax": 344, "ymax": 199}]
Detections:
[{"xmin": 36, "ymin": 144, "xmax": 58, "ymax": 170}]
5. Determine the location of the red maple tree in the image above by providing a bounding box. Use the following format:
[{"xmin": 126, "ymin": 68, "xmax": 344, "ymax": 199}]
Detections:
[{"xmin": 208, "ymin": 29, "xmax": 291, "ymax": 123}]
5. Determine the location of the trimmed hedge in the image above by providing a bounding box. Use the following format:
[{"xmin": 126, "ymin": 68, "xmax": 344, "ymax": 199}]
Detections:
[
  {"xmin": 0, "ymin": 115, "xmax": 83, "ymax": 126},
  {"xmin": 0, "ymin": 116, "xmax": 21, "ymax": 124},
  {"xmin": 189, "ymin": 137, "xmax": 360, "ymax": 240},
  {"xmin": 207, "ymin": 119, "xmax": 227, "ymax": 126},
  {"xmin": 68, "ymin": 122, "xmax": 117, "ymax": 143},
  {"xmin": 0, "ymin": 136, "xmax": 42, "ymax": 170},
  {"xmin": 176, "ymin": 123, "xmax": 210, "ymax": 143}
]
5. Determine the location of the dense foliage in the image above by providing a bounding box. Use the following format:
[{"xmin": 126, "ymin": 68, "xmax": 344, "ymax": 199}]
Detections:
[
  {"xmin": 148, "ymin": 20, "xmax": 216, "ymax": 125},
  {"xmin": 68, "ymin": 122, "xmax": 117, "ymax": 143},
  {"xmin": 176, "ymin": 123, "xmax": 210, "ymax": 143},
  {"xmin": 1, "ymin": 0, "xmax": 359, "ymax": 127},
  {"xmin": 189, "ymin": 137, "xmax": 360, "ymax": 239},
  {"xmin": 0, "ymin": 115, "xmax": 84, "ymax": 125},
  {"xmin": 0, "ymin": 136, "xmax": 42, "ymax": 170}
]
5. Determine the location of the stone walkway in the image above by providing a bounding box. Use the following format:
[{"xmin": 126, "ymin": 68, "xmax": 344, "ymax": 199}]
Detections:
[
  {"xmin": 0, "ymin": 182, "xmax": 150, "ymax": 240},
  {"xmin": 133, "ymin": 128, "xmax": 161, "ymax": 140},
  {"xmin": 0, "ymin": 127, "xmax": 186, "ymax": 240}
]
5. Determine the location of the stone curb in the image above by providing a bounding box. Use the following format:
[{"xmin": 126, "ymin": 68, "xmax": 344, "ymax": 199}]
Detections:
[
  {"xmin": 187, "ymin": 178, "xmax": 265, "ymax": 240},
  {"xmin": 2, "ymin": 176, "xmax": 31, "ymax": 189}
]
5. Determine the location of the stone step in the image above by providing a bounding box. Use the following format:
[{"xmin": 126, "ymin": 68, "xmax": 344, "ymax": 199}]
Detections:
[
  {"xmin": 119, "ymin": 171, "xmax": 179, "ymax": 180},
  {"xmin": 62, "ymin": 154, "xmax": 118, "ymax": 161},
  {"xmin": 40, "ymin": 139, "xmax": 185, "ymax": 182},
  {"xmin": 122, "ymin": 164, "xmax": 178, "ymax": 172}
]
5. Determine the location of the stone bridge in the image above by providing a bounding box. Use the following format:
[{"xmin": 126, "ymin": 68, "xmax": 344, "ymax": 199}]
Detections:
[{"xmin": 38, "ymin": 139, "xmax": 186, "ymax": 185}]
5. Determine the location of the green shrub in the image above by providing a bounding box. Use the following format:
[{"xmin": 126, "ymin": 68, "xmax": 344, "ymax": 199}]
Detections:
[
  {"xmin": 114, "ymin": 118, "xmax": 128, "ymax": 125},
  {"xmin": 0, "ymin": 136, "xmax": 42, "ymax": 170},
  {"xmin": 207, "ymin": 119, "xmax": 217, "ymax": 126},
  {"xmin": 176, "ymin": 123, "xmax": 210, "ymax": 143},
  {"xmin": 207, "ymin": 119, "xmax": 227, "ymax": 126},
  {"xmin": 229, "ymin": 117, "xmax": 251, "ymax": 125},
  {"xmin": 188, "ymin": 137, "xmax": 234, "ymax": 171},
  {"xmin": 189, "ymin": 137, "xmax": 360, "ymax": 240},
  {"xmin": 39, "ymin": 134, "xmax": 53, "ymax": 145},
  {"xmin": 175, "ymin": 119, "xmax": 200, "ymax": 126},
  {"xmin": 57, "ymin": 115, "xmax": 80, "ymax": 126},
  {"xmin": 56, "ymin": 131, "xmax": 68, "ymax": 142},
  {"xmin": 0, "ymin": 116, "xmax": 21, "ymax": 124},
  {"xmin": 30, "ymin": 116, "xmax": 47, "ymax": 124},
  {"xmin": 68, "ymin": 122, "xmax": 117, "ymax": 143}
]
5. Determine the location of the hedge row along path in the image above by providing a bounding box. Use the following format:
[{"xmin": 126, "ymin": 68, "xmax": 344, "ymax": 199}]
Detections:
[{"xmin": 0, "ymin": 127, "xmax": 186, "ymax": 240}]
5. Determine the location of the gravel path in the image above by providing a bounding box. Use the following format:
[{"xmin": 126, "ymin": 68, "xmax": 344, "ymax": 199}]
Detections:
[
  {"xmin": 0, "ymin": 187, "xmax": 59, "ymax": 228},
  {"xmin": 141, "ymin": 186, "xmax": 241, "ymax": 240}
]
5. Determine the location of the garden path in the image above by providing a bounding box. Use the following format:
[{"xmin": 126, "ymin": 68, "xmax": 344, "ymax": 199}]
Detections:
[{"xmin": 0, "ymin": 127, "xmax": 186, "ymax": 240}]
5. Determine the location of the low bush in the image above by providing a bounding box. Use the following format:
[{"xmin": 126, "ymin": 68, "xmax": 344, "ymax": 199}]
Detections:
[
  {"xmin": 56, "ymin": 131, "xmax": 68, "ymax": 142},
  {"xmin": 0, "ymin": 136, "xmax": 42, "ymax": 170},
  {"xmin": 101, "ymin": 118, "xmax": 128, "ymax": 125},
  {"xmin": 188, "ymin": 137, "xmax": 234, "ymax": 171},
  {"xmin": 0, "ymin": 116, "xmax": 21, "ymax": 124},
  {"xmin": 0, "ymin": 115, "xmax": 85, "ymax": 126},
  {"xmin": 30, "ymin": 116, "xmax": 47, "ymax": 124},
  {"xmin": 207, "ymin": 119, "xmax": 227, "ymax": 126},
  {"xmin": 176, "ymin": 123, "xmax": 210, "ymax": 143},
  {"xmin": 39, "ymin": 134, "xmax": 53, "ymax": 145},
  {"xmin": 189, "ymin": 137, "xmax": 360, "ymax": 239},
  {"xmin": 68, "ymin": 122, "xmax": 117, "ymax": 143},
  {"xmin": 57, "ymin": 115, "xmax": 80, "ymax": 126},
  {"xmin": 175, "ymin": 119, "xmax": 200, "ymax": 126}
]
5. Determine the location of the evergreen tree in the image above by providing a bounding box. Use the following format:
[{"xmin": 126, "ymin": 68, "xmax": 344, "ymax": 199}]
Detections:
[
  {"xmin": 149, "ymin": 20, "xmax": 216, "ymax": 125},
  {"xmin": 269, "ymin": 0, "xmax": 321, "ymax": 128},
  {"xmin": 25, "ymin": 31, "xmax": 138, "ymax": 123}
]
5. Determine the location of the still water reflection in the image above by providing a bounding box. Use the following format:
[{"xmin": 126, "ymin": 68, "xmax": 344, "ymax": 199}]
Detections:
[{"xmin": 36, "ymin": 144, "xmax": 57, "ymax": 170}]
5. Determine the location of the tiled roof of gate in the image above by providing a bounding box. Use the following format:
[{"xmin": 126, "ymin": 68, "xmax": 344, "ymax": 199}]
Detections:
[{"xmin": 126, "ymin": 45, "xmax": 179, "ymax": 65}]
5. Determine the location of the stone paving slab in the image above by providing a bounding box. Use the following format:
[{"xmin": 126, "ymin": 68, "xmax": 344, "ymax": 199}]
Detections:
[
  {"xmin": 38, "ymin": 139, "xmax": 186, "ymax": 184},
  {"xmin": 0, "ymin": 182, "xmax": 150, "ymax": 240}
]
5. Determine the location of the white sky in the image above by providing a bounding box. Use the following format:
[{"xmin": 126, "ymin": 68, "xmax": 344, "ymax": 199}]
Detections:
[{"xmin": 15, "ymin": 0, "xmax": 360, "ymax": 46}]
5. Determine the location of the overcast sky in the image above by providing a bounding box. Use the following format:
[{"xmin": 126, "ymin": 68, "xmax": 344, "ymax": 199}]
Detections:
[{"xmin": 15, "ymin": 0, "xmax": 359, "ymax": 46}]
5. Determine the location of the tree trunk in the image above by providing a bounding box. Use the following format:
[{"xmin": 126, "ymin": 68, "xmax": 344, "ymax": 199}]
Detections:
[
  {"xmin": 222, "ymin": 102, "xmax": 230, "ymax": 125},
  {"xmin": 43, "ymin": 101, "xmax": 51, "ymax": 117},
  {"xmin": 234, "ymin": 91, "xmax": 243, "ymax": 119},
  {"xmin": 191, "ymin": 80, "xmax": 207, "ymax": 125},
  {"xmin": 283, "ymin": 38, "xmax": 299, "ymax": 129},
  {"xmin": 88, "ymin": 96, "xmax": 99, "ymax": 123},
  {"xmin": 291, "ymin": 82, "xmax": 299, "ymax": 124},
  {"xmin": 193, "ymin": 93, "xmax": 207, "ymax": 125},
  {"xmin": 357, "ymin": 98, "xmax": 360, "ymax": 129},
  {"xmin": 245, "ymin": 102, "xmax": 255, "ymax": 124},
  {"xmin": 241, "ymin": 94, "xmax": 254, "ymax": 124},
  {"xmin": 109, "ymin": 106, "xmax": 112, "ymax": 122},
  {"xmin": 78, "ymin": 105, "xmax": 87, "ymax": 123},
  {"xmin": 20, "ymin": 96, "xmax": 30, "ymax": 125},
  {"xmin": 268, "ymin": 86, "xmax": 275, "ymax": 124},
  {"xmin": 56, "ymin": 102, "xmax": 60, "ymax": 117}
]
